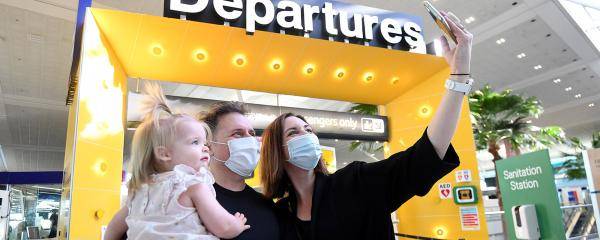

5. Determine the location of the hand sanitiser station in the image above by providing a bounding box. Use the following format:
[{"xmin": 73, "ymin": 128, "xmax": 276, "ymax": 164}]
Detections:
[{"xmin": 512, "ymin": 204, "xmax": 540, "ymax": 240}]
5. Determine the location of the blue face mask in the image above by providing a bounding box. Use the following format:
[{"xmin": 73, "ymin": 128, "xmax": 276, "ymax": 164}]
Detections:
[{"xmin": 286, "ymin": 134, "xmax": 322, "ymax": 171}]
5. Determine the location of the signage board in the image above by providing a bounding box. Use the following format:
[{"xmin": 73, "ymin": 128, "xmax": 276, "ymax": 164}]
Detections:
[
  {"xmin": 497, "ymin": 150, "xmax": 566, "ymax": 240},
  {"xmin": 127, "ymin": 93, "xmax": 389, "ymax": 141},
  {"xmin": 164, "ymin": 0, "xmax": 426, "ymax": 52}
]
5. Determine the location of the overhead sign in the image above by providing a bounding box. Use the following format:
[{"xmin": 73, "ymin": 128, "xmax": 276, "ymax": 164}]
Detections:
[
  {"xmin": 127, "ymin": 93, "xmax": 389, "ymax": 141},
  {"xmin": 497, "ymin": 150, "xmax": 566, "ymax": 240},
  {"xmin": 164, "ymin": 0, "xmax": 426, "ymax": 52}
]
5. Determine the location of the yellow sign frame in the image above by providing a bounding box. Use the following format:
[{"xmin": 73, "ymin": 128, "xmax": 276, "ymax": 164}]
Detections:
[{"xmin": 60, "ymin": 8, "xmax": 487, "ymax": 239}]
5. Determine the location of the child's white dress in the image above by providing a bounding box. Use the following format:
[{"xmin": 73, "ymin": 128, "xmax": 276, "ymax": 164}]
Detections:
[{"xmin": 126, "ymin": 164, "xmax": 219, "ymax": 240}]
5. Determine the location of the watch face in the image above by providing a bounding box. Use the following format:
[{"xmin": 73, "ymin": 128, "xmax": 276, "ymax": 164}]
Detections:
[{"xmin": 447, "ymin": 81, "xmax": 455, "ymax": 89}]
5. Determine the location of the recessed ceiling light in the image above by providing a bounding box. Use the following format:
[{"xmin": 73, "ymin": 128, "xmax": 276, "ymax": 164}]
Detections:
[
  {"xmin": 575, "ymin": 94, "xmax": 582, "ymax": 98},
  {"xmin": 517, "ymin": 53, "xmax": 527, "ymax": 59},
  {"xmin": 589, "ymin": 103, "xmax": 595, "ymax": 107},
  {"xmin": 553, "ymin": 78, "xmax": 561, "ymax": 83},
  {"xmin": 534, "ymin": 65, "xmax": 543, "ymax": 70},
  {"xmin": 464, "ymin": 17, "xmax": 475, "ymax": 24},
  {"xmin": 496, "ymin": 38, "xmax": 506, "ymax": 44},
  {"xmin": 565, "ymin": 87, "xmax": 572, "ymax": 91},
  {"xmin": 28, "ymin": 33, "xmax": 44, "ymax": 43}
]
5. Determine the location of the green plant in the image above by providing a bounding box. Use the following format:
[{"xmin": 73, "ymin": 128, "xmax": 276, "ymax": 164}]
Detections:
[
  {"xmin": 469, "ymin": 85, "xmax": 565, "ymax": 160},
  {"xmin": 559, "ymin": 137, "xmax": 587, "ymax": 180},
  {"xmin": 593, "ymin": 132, "xmax": 600, "ymax": 148},
  {"xmin": 348, "ymin": 104, "xmax": 383, "ymax": 154},
  {"xmin": 469, "ymin": 85, "xmax": 565, "ymax": 237}
]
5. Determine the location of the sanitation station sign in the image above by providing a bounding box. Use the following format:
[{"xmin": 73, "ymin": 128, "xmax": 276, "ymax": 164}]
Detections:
[{"xmin": 496, "ymin": 150, "xmax": 565, "ymax": 240}]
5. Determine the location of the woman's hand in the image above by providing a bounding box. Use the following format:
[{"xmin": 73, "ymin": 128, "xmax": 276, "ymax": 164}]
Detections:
[
  {"xmin": 426, "ymin": 11, "xmax": 474, "ymax": 159},
  {"xmin": 440, "ymin": 11, "xmax": 473, "ymax": 77}
]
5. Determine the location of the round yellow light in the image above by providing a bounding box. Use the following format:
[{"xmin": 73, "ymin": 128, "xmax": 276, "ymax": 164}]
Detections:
[
  {"xmin": 193, "ymin": 49, "xmax": 208, "ymax": 62},
  {"xmin": 304, "ymin": 64, "xmax": 315, "ymax": 75},
  {"xmin": 335, "ymin": 68, "xmax": 346, "ymax": 79},
  {"xmin": 270, "ymin": 59, "xmax": 282, "ymax": 71},
  {"xmin": 363, "ymin": 73, "xmax": 374, "ymax": 83},
  {"xmin": 233, "ymin": 54, "xmax": 246, "ymax": 67},
  {"xmin": 391, "ymin": 77, "xmax": 400, "ymax": 85},
  {"xmin": 95, "ymin": 210, "xmax": 105, "ymax": 219},
  {"xmin": 151, "ymin": 45, "xmax": 163, "ymax": 56},
  {"xmin": 418, "ymin": 104, "xmax": 433, "ymax": 118}
]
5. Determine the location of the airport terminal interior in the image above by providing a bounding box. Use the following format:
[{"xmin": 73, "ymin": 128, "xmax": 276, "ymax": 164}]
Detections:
[{"xmin": 1, "ymin": 0, "xmax": 600, "ymax": 239}]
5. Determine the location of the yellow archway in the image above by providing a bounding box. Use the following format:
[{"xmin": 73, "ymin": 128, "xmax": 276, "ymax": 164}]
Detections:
[{"xmin": 60, "ymin": 8, "xmax": 487, "ymax": 239}]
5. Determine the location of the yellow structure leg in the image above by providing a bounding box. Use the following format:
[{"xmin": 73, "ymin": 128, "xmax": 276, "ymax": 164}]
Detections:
[
  {"xmin": 385, "ymin": 69, "xmax": 488, "ymax": 239},
  {"xmin": 58, "ymin": 9, "xmax": 127, "ymax": 240}
]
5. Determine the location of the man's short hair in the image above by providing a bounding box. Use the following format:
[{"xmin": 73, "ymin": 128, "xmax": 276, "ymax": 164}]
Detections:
[{"xmin": 198, "ymin": 101, "xmax": 248, "ymax": 133}]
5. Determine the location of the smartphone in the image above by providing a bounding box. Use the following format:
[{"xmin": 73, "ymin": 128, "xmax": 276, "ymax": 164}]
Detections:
[{"xmin": 423, "ymin": 1, "xmax": 457, "ymax": 44}]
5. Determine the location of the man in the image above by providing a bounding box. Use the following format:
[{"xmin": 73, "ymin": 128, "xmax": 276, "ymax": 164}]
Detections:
[
  {"xmin": 199, "ymin": 101, "xmax": 280, "ymax": 240},
  {"xmin": 105, "ymin": 101, "xmax": 279, "ymax": 239}
]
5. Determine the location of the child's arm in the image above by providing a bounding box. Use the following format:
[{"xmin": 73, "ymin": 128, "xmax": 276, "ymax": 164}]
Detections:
[
  {"xmin": 185, "ymin": 183, "xmax": 250, "ymax": 239},
  {"xmin": 104, "ymin": 206, "xmax": 129, "ymax": 240}
]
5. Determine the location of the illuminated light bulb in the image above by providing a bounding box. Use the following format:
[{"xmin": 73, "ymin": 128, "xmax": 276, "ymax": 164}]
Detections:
[
  {"xmin": 193, "ymin": 49, "xmax": 208, "ymax": 62},
  {"xmin": 93, "ymin": 159, "xmax": 108, "ymax": 176},
  {"xmin": 363, "ymin": 72, "xmax": 374, "ymax": 83},
  {"xmin": 95, "ymin": 210, "xmax": 105, "ymax": 219},
  {"xmin": 151, "ymin": 45, "xmax": 163, "ymax": 56},
  {"xmin": 335, "ymin": 69, "xmax": 346, "ymax": 79},
  {"xmin": 233, "ymin": 54, "xmax": 247, "ymax": 67},
  {"xmin": 304, "ymin": 64, "xmax": 315, "ymax": 75},
  {"xmin": 270, "ymin": 59, "xmax": 282, "ymax": 71},
  {"xmin": 418, "ymin": 104, "xmax": 433, "ymax": 118}
]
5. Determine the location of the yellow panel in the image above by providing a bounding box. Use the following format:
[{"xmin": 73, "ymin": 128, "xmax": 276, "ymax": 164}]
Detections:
[
  {"xmin": 62, "ymin": 10, "xmax": 127, "ymax": 239},
  {"xmin": 91, "ymin": 8, "xmax": 449, "ymax": 105},
  {"xmin": 69, "ymin": 188, "xmax": 121, "ymax": 239},
  {"xmin": 66, "ymin": 7, "xmax": 488, "ymax": 239},
  {"xmin": 386, "ymin": 72, "xmax": 488, "ymax": 239},
  {"xmin": 72, "ymin": 141, "xmax": 123, "ymax": 190}
]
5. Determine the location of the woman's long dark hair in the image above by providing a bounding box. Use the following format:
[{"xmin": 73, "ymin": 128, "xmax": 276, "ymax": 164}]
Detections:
[{"xmin": 260, "ymin": 113, "xmax": 328, "ymax": 199}]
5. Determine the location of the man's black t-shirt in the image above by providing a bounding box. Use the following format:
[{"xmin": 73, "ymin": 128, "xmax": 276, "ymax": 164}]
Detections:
[{"xmin": 214, "ymin": 183, "xmax": 280, "ymax": 240}]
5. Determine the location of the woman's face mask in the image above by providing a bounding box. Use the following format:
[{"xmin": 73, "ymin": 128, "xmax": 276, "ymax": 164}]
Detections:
[
  {"xmin": 285, "ymin": 133, "xmax": 322, "ymax": 171},
  {"xmin": 211, "ymin": 136, "xmax": 260, "ymax": 179}
]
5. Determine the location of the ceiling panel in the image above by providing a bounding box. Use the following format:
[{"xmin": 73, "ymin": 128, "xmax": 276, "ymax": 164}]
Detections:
[
  {"xmin": 516, "ymin": 66, "xmax": 600, "ymax": 107},
  {"xmin": 471, "ymin": 16, "xmax": 579, "ymax": 89},
  {"xmin": 4, "ymin": 104, "xmax": 67, "ymax": 148}
]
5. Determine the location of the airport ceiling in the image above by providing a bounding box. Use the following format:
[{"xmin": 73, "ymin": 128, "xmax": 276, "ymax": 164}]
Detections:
[{"xmin": 0, "ymin": 0, "xmax": 598, "ymax": 171}]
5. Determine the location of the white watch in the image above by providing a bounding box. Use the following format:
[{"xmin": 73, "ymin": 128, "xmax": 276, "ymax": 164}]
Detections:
[{"xmin": 445, "ymin": 78, "xmax": 473, "ymax": 94}]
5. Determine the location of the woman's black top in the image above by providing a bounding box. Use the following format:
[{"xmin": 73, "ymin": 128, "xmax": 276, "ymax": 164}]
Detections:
[{"xmin": 276, "ymin": 130, "xmax": 460, "ymax": 240}]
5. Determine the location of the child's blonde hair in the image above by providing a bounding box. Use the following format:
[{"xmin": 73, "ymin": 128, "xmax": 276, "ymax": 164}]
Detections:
[{"xmin": 127, "ymin": 82, "xmax": 211, "ymax": 192}]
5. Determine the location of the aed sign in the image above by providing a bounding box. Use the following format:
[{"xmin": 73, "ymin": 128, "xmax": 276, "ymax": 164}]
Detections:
[
  {"xmin": 164, "ymin": 0, "xmax": 426, "ymax": 52},
  {"xmin": 453, "ymin": 186, "xmax": 477, "ymax": 205}
]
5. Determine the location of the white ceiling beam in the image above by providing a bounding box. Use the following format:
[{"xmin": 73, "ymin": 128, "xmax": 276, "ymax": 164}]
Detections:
[
  {"xmin": 2, "ymin": 144, "xmax": 64, "ymax": 153},
  {"xmin": 543, "ymin": 92, "xmax": 600, "ymax": 115},
  {"xmin": 564, "ymin": 0, "xmax": 600, "ymax": 10},
  {"xmin": 1, "ymin": 0, "xmax": 77, "ymax": 22},
  {"xmin": 470, "ymin": 3, "xmax": 538, "ymax": 45},
  {"xmin": 1, "ymin": 94, "xmax": 67, "ymax": 111},
  {"xmin": 0, "ymin": 0, "xmax": 115, "ymax": 22},
  {"xmin": 530, "ymin": 0, "xmax": 600, "ymax": 62},
  {"xmin": 500, "ymin": 60, "xmax": 595, "ymax": 91}
]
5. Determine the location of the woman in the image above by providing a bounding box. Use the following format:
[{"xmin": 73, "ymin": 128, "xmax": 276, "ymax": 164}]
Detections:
[{"xmin": 259, "ymin": 11, "xmax": 472, "ymax": 240}]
